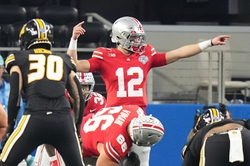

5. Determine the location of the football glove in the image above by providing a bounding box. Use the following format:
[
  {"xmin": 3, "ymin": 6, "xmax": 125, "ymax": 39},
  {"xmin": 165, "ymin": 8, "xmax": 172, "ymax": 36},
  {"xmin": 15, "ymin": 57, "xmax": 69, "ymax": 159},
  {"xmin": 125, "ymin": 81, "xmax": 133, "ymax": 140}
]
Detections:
[{"xmin": 118, "ymin": 152, "xmax": 140, "ymax": 166}]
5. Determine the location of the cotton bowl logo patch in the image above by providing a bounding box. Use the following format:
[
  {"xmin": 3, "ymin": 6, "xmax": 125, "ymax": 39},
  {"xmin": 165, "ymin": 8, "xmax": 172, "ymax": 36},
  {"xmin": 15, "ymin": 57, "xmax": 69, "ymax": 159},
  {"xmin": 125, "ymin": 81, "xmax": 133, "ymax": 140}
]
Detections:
[{"xmin": 138, "ymin": 55, "xmax": 148, "ymax": 64}]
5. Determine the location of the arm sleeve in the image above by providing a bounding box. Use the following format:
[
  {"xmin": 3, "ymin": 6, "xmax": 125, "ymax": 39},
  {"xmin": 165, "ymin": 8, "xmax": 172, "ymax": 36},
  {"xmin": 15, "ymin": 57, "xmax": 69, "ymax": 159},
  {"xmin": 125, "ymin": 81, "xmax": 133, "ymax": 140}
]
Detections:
[
  {"xmin": 88, "ymin": 57, "xmax": 102, "ymax": 72},
  {"xmin": 8, "ymin": 72, "xmax": 21, "ymax": 125},
  {"xmin": 66, "ymin": 72, "xmax": 85, "ymax": 126},
  {"xmin": 181, "ymin": 150, "xmax": 194, "ymax": 166}
]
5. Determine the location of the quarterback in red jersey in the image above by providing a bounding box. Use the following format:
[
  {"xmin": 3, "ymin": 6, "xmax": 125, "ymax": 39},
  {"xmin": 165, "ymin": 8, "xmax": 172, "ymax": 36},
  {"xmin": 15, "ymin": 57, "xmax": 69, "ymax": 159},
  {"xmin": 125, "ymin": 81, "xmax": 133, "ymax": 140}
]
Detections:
[
  {"xmin": 67, "ymin": 16, "xmax": 230, "ymax": 166},
  {"xmin": 67, "ymin": 17, "xmax": 230, "ymax": 112},
  {"xmin": 81, "ymin": 105, "xmax": 164, "ymax": 166},
  {"xmin": 87, "ymin": 45, "xmax": 165, "ymax": 111}
]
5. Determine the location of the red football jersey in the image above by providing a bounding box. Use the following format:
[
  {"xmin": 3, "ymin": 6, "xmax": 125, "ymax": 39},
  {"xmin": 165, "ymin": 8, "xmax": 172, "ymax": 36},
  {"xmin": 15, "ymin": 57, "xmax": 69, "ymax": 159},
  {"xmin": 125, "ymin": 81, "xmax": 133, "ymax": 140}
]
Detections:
[
  {"xmin": 65, "ymin": 90, "xmax": 106, "ymax": 116},
  {"xmin": 81, "ymin": 105, "xmax": 145, "ymax": 162},
  {"xmin": 88, "ymin": 44, "xmax": 166, "ymax": 111},
  {"xmin": 84, "ymin": 92, "xmax": 107, "ymax": 116}
]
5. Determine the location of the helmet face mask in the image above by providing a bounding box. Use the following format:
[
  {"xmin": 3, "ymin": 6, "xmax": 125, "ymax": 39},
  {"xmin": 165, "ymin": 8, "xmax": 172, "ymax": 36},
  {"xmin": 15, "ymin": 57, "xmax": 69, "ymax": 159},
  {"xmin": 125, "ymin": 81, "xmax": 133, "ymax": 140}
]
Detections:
[
  {"xmin": 111, "ymin": 16, "xmax": 146, "ymax": 54},
  {"xmin": 19, "ymin": 18, "xmax": 53, "ymax": 50},
  {"xmin": 76, "ymin": 72, "xmax": 95, "ymax": 101},
  {"xmin": 129, "ymin": 115, "xmax": 164, "ymax": 147},
  {"xmin": 196, "ymin": 108, "xmax": 225, "ymax": 130}
]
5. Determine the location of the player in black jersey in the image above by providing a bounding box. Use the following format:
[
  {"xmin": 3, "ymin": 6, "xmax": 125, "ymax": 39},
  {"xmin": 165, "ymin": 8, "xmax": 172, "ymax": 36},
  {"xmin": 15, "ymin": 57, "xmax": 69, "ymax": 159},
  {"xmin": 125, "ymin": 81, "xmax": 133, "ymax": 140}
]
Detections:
[
  {"xmin": 0, "ymin": 18, "xmax": 85, "ymax": 166},
  {"xmin": 182, "ymin": 105, "xmax": 250, "ymax": 166}
]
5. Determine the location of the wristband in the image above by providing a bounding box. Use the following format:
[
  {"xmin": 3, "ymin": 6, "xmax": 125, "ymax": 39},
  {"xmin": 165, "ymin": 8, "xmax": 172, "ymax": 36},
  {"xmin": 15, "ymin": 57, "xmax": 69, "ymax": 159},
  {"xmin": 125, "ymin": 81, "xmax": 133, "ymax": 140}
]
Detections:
[
  {"xmin": 49, "ymin": 155, "xmax": 57, "ymax": 161},
  {"xmin": 198, "ymin": 39, "xmax": 212, "ymax": 51},
  {"xmin": 210, "ymin": 39, "xmax": 214, "ymax": 46},
  {"xmin": 68, "ymin": 38, "xmax": 77, "ymax": 50}
]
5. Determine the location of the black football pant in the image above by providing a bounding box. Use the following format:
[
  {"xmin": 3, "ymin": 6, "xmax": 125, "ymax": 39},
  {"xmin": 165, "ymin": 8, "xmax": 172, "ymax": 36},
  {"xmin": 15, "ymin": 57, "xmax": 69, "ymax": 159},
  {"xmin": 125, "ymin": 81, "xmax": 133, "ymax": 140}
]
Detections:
[
  {"xmin": 202, "ymin": 128, "xmax": 250, "ymax": 166},
  {"xmin": 0, "ymin": 111, "xmax": 84, "ymax": 166}
]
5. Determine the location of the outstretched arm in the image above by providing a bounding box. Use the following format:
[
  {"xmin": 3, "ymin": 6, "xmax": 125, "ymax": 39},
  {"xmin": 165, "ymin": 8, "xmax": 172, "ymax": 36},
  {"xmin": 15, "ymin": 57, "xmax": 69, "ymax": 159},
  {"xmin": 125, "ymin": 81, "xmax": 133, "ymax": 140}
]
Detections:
[
  {"xmin": 67, "ymin": 21, "xmax": 91, "ymax": 72},
  {"xmin": 166, "ymin": 35, "xmax": 231, "ymax": 64}
]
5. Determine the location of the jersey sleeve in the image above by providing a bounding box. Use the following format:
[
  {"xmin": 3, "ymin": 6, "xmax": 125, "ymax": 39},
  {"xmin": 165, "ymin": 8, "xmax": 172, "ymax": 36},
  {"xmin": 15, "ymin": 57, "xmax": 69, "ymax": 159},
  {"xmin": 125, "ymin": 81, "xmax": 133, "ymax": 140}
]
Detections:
[
  {"xmin": 104, "ymin": 140, "xmax": 124, "ymax": 163},
  {"xmin": 5, "ymin": 52, "xmax": 18, "ymax": 73},
  {"xmin": 181, "ymin": 149, "xmax": 195, "ymax": 166},
  {"xmin": 146, "ymin": 44, "xmax": 167, "ymax": 67},
  {"xmin": 103, "ymin": 128, "xmax": 130, "ymax": 163},
  {"xmin": 62, "ymin": 53, "xmax": 76, "ymax": 72},
  {"xmin": 88, "ymin": 47, "xmax": 111, "ymax": 72},
  {"xmin": 69, "ymin": 56, "xmax": 77, "ymax": 72}
]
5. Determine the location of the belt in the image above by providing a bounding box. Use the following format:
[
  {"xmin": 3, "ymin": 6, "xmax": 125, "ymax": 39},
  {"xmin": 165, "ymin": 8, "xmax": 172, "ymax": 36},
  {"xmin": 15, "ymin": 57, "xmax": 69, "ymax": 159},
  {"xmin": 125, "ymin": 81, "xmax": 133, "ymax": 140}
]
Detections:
[
  {"xmin": 203, "ymin": 123, "xmax": 243, "ymax": 143},
  {"xmin": 209, "ymin": 126, "xmax": 243, "ymax": 136}
]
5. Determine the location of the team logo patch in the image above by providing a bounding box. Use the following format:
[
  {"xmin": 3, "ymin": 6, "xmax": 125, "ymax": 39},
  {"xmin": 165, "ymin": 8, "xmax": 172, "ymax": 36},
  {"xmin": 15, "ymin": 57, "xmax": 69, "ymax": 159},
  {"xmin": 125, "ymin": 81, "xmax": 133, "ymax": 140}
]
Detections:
[{"xmin": 138, "ymin": 55, "xmax": 148, "ymax": 64}]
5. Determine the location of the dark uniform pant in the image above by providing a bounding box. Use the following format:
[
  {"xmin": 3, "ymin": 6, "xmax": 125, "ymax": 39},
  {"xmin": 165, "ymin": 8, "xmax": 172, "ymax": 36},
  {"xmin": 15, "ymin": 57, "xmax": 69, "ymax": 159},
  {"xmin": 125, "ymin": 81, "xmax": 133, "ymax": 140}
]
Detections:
[
  {"xmin": 0, "ymin": 111, "xmax": 84, "ymax": 166},
  {"xmin": 202, "ymin": 128, "xmax": 250, "ymax": 166}
]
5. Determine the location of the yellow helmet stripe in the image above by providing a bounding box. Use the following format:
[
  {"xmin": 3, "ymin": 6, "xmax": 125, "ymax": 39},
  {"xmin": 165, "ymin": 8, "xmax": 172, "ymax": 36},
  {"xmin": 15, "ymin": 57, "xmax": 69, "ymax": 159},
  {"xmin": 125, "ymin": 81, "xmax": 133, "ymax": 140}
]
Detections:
[
  {"xmin": 211, "ymin": 108, "xmax": 218, "ymax": 117},
  {"xmin": 35, "ymin": 18, "xmax": 45, "ymax": 39},
  {"xmin": 19, "ymin": 24, "xmax": 27, "ymax": 38}
]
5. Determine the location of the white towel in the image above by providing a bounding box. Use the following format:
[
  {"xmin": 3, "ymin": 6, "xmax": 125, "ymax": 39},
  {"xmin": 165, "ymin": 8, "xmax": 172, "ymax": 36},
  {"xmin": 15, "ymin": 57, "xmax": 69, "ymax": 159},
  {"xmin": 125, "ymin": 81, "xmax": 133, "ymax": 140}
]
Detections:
[{"xmin": 228, "ymin": 130, "xmax": 244, "ymax": 163}]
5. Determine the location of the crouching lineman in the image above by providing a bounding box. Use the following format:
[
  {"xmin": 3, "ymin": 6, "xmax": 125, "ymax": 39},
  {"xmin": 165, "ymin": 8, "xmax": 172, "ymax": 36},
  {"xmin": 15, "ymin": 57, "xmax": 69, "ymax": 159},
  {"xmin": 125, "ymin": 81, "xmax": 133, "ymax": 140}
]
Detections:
[
  {"xmin": 81, "ymin": 105, "xmax": 164, "ymax": 166},
  {"xmin": 181, "ymin": 107, "xmax": 250, "ymax": 166}
]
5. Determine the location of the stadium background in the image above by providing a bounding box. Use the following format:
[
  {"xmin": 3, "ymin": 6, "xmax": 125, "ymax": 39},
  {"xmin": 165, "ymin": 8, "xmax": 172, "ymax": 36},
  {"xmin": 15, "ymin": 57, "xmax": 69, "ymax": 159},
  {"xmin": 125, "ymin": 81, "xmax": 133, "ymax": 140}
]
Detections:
[{"xmin": 1, "ymin": 0, "xmax": 250, "ymax": 165}]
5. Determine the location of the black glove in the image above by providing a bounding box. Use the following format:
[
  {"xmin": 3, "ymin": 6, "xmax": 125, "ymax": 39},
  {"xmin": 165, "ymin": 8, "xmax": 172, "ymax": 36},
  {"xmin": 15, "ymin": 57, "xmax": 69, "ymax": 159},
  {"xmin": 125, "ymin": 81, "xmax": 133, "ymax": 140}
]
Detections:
[
  {"xmin": 219, "ymin": 103, "xmax": 227, "ymax": 115},
  {"xmin": 118, "ymin": 152, "xmax": 140, "ymax": 166},
  {"xmin": 2, "ymin": 124, "xmax": 15, "ymax": 148}
]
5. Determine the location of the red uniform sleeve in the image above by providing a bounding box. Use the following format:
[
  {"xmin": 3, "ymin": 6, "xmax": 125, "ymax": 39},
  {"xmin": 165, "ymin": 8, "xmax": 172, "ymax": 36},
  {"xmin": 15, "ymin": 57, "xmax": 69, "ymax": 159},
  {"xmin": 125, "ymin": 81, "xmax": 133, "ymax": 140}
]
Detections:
[
  {"xmin": 146, "ymin": 44, "xmax": 167, "ymax": 67},
  {"xmin": 88, "ymin": 47, "xmax": 108, "ymax": 72}
]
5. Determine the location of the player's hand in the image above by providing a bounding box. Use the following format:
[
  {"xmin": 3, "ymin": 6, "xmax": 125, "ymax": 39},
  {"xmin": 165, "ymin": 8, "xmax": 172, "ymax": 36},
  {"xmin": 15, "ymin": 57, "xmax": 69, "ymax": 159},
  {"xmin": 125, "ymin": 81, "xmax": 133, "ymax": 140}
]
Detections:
[
  {"xmin": 72, "ymin": 21, "xmax": 86, "ymax": 40},
  {"xmin": 76, "ymin": 124, "xmax": 83, "ymax": 153},
  {"xmin": 78, "ymin": 134, "xmax": 84, "ymax": 155},
  {"xmin": 1, "ymin": 124, "xmax": 14, "ymax": 148},
  {"xmin": 211, "ymin": 35, "xmax": 230, "ymax": 46},
  {"xmin": 118, "ymin": 152, "xmax": 140, "ymax": 166}
]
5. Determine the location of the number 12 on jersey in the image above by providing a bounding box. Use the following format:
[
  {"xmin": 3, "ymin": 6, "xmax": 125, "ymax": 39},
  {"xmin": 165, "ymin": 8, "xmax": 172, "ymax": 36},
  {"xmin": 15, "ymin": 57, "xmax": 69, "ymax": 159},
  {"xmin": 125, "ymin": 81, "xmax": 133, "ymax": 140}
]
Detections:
[{"xmin": 116, "ymin": 67, "xmax": 143, "ymax": 97}]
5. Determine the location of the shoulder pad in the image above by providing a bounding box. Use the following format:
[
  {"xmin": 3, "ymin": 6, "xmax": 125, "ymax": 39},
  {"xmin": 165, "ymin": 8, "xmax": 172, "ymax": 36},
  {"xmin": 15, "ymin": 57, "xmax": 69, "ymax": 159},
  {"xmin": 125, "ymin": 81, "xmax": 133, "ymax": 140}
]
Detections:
[
  {"xmin": 5, "ymin": 53, "xmax": 16, "ymax": 73},
  {"xmin": 144, "ymin": 44, "xmax": 156, "ymax": 56},
  {"xmin": 92, "ymin": 47, "xmax": 112, "ymax": 59}
]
